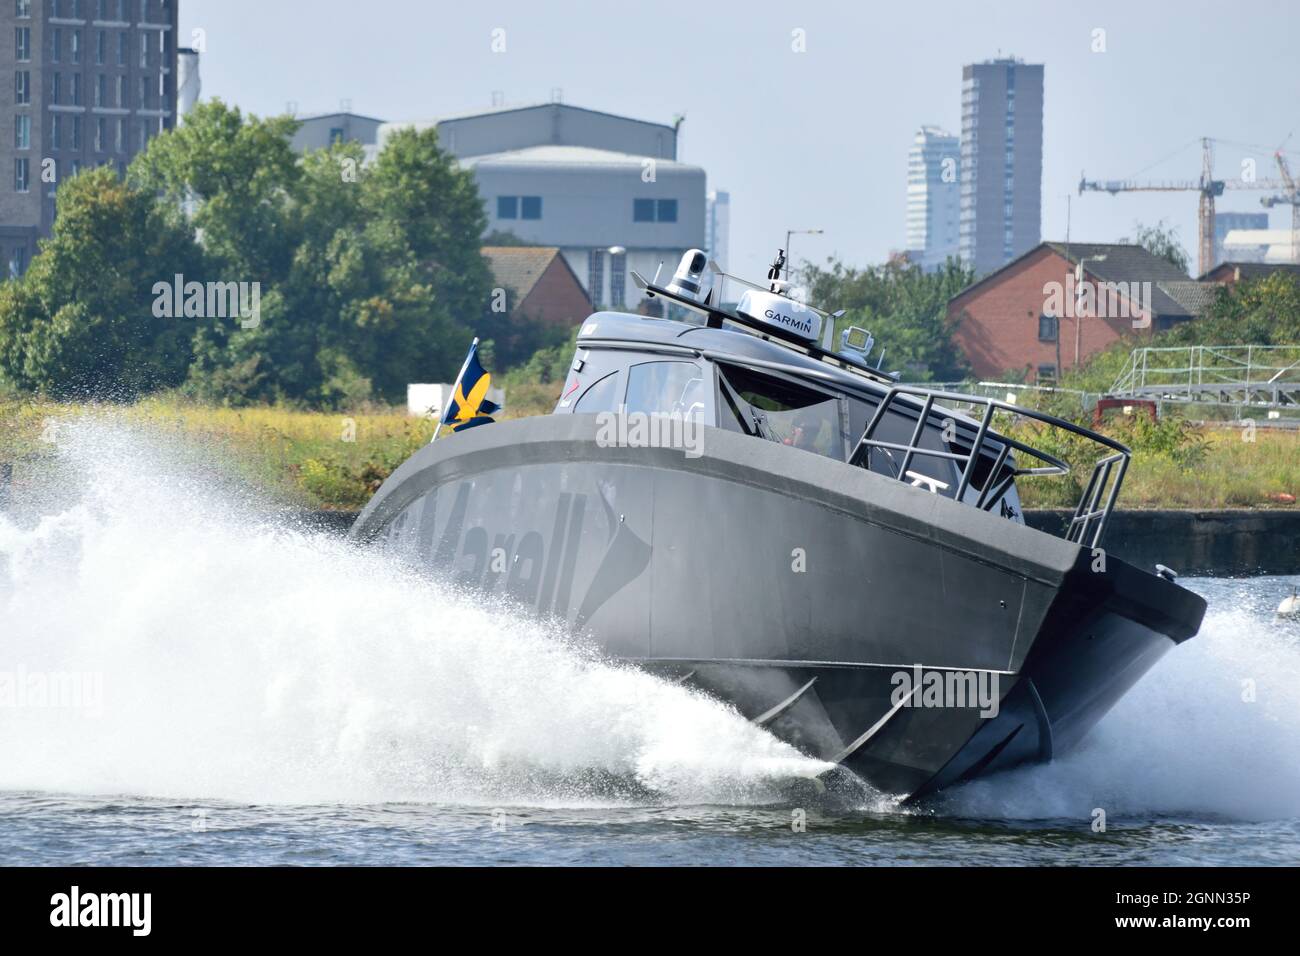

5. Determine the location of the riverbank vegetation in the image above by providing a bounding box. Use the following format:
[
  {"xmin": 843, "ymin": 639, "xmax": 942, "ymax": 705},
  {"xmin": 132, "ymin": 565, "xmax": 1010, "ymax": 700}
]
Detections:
[{"xmin": 3, "ymin": 393, "xmax": 1296, "ymax": 512}]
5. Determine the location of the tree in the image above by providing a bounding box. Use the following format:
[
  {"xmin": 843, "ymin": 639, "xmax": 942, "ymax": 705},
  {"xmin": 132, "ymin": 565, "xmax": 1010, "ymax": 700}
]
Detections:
[
  {"xmin": 1166, "ymin": 271, "xmax": 1300, "ymax": 345},
  {"xmin": 801, "ymin": 256, "xmax": 975, "ymax": 380},
  {"xmin": 1120, "ymin": 220, "xmax": 1191, "ymax": 275},
  {"xmin": 0, "ymin": 166, "xmax": 202, "ymax": 398},
  {"xmin": 131, "ymin": 103, "xmax": 493, "ymax": 406}
]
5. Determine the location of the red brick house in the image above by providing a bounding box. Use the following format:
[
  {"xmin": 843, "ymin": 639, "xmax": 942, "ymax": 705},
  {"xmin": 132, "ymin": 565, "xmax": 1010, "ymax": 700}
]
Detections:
[
  {"xmin": 947, "ymin": 242, "xmax": 1217, "ymax": 382},
  {"xmin": 481, "ymin": 246, "xmax": 592, "ymax": 327}
]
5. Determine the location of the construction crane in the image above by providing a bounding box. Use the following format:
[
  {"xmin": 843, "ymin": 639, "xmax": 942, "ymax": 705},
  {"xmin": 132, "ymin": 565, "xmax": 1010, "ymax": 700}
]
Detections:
[
  {"xmin": 1259, "ymin": 148, "xmax": 1300, "ymax": 264},
  {"xmin": 1079, "ymin": 137, "xmax": 1295, "ymax": 276}
]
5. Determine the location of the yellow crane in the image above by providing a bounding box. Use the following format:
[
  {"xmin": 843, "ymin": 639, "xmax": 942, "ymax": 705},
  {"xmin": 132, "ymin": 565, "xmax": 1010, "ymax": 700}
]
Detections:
[
  {"xmin": 1079, "ymin": 137, "xmax": 1296, "ymax": 276},
  {"xmin": 1259, "ymin": 148, "xmax": 1300, "ymax": 264}
]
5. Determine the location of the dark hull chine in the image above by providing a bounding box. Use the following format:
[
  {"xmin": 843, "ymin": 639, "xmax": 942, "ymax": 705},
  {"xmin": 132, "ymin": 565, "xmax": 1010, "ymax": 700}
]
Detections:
[{"xmin": 350, "ymin": 415, "xmax": 1206, "ymax": 799}]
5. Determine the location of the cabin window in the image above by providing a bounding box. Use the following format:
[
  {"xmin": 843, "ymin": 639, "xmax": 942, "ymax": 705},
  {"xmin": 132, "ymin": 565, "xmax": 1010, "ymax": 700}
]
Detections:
[
  {"xmin": 572, "ymin": 371, "xmax": 622, "ymax": 413},
  {"xmin": 624, "ymin": 361, "xmax": 706, "ymax": 421},
  {"xmin": 717, "ymin": 364, "xmax": 844, "ymax": 460}
]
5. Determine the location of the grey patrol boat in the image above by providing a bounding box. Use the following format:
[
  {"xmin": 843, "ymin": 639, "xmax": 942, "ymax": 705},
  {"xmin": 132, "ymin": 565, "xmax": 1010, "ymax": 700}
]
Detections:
[{"xmin": 351, "ymin": 249, "xmax": 1206, "ymax": 801}]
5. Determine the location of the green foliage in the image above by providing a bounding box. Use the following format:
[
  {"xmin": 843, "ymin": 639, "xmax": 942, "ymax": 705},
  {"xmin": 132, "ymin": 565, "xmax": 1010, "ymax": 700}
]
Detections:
[
  {"xmin": 138, "ymin": 103, "xmax": 494, "ymax": 407},
  {"xmin": 1166, "ymin": 272, "xmax": 1300, "ymax": 345},
  {"xmin": 296, "ymin": 419, "xmax": 431, "ymax": 508},
  {"xmin": 0, "ymin": 167, "xmax": 203, "ymax": 398},
  {"xmin": 0, "ymin": 99, "xmax": 497, "ymax": 408},
  {"xmin": 1119, "ymin": 219, "xmax": 1191, "ymax": 275},
  {"xmin": 801, "ymin": 256, "xmax": 975, "ymax": 381}
]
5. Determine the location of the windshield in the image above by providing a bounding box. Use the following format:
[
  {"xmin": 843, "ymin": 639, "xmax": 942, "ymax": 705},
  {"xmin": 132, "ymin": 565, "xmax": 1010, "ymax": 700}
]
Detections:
[{"xmin": 717, "ymin": 364, "xmax": 844, "ymax": 460}]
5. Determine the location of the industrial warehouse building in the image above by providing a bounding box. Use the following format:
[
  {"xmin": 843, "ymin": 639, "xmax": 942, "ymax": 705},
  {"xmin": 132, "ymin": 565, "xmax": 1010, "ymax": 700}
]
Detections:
[{"xmin": 375, "ymin": 103, "xmax": 708, "ymax": 312}]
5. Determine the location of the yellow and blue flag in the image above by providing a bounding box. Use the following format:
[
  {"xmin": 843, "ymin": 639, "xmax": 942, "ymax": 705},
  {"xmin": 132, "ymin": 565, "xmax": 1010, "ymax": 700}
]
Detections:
[{"xmin": 442, "ymin": 338, "xmax": 501, "ymax": 433}]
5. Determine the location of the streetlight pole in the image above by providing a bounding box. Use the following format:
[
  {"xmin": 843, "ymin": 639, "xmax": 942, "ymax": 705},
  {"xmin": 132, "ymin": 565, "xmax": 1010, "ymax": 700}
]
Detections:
[
  {"xmin": 784, "ymin": 229, "xmax": 824, "ymax": 283},
  {"xmin": 606, "ymin": 245, "xmax": 625, "ymax": 309},
  {"xmin": 1073, "ymin": 253, "xmax": 1107, "ymax": 368}
]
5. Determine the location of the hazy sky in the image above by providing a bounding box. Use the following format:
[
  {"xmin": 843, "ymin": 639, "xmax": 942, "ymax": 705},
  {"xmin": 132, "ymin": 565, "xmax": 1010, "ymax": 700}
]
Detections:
[{"xmin": 181, "ymin": 0, "xmax": 1299, "ymax": 283}]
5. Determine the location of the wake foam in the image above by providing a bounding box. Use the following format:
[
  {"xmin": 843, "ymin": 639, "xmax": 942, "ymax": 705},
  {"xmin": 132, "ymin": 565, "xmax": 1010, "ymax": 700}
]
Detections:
[
  {"xmin": 934, "ymin": 587, "xmax": 1300, "ymax": 823},
  {"xmin": 0, "ymin": 416, "xmax": 831, "ymax": 806}
]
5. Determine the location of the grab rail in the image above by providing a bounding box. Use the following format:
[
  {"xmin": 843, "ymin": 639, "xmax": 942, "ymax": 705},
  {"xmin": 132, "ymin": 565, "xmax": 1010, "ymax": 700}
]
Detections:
[{"xmin": 850, "ymin": 386, "xmax": 1131, "ymax": 548}]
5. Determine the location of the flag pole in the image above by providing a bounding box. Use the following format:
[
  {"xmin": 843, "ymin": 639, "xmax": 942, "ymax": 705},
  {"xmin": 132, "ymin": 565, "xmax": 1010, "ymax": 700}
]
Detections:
[{"xmin": 431, "ymin": 336, "xmax": 479, "ymax": 444}]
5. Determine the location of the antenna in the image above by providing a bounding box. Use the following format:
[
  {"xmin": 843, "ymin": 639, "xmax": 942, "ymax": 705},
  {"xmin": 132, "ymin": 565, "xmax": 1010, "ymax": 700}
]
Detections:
[{"xmin": 767, "ymin": 249, "xmax": 787, "ymax": 292}]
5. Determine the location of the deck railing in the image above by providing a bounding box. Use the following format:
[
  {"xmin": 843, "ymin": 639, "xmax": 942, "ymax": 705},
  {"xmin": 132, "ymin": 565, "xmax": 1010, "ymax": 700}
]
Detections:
[{"xmin": 850, "ymin": 386, "xmax": 1132, "ymax": 549}]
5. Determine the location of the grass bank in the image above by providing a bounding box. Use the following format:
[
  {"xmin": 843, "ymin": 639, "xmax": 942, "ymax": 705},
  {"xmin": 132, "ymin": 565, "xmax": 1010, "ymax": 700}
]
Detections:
[{"xmin": 2, "ymin": 392, "xmax": 1295, "ymax": 511}]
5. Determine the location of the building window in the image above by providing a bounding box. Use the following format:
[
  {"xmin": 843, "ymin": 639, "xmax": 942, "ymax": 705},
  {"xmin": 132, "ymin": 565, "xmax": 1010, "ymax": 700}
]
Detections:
[
  {"xmin": 1037, "ymin": 364, "xmax": 1057, "ymax": 383},
  {"xmin": 14, "ymin": 157, "xmax": 29, "ymax": 192},
  {"xmin": 117, "ymin": 0, "xmax": 127, "ymax": 19},
  {"xmin": 116, "ymin": 30, "xmax": 126, "ymax": 65},
  {"xmin": 137, "ymin": 74, "xmax": 147, "ymax": 108},
  {"xmin": 1038, "ymin": 314, "xmax": 1058, "ymax": 342},
  {"xmin": 14, "ymin": 114, "xmax": 29, "ymax": 150},
  {"xmin": 115, "ymin": 116, "xmax": 124, "ymax": 152},
  {"xmin": 51, "ymin": 72, "xmax": 61, "ymax": 104},
  {"xmin": 115, "ymin": 73, "xmax": 124, "ymax": 106},
  {"xmin": 587, "ymin": 249, "xmax": 604, "ymax": 305},
  {"xmin": 51, "ymin": 114, "xmax": 61, "ymax": 149},
  {"xmin": 16, "ymin": 1, "xmax": 31, "ymax": 17},
  {"xmin": 95, "ymin": 73, "xmax": 106, "ymax": 106},
  {"xmin": 51, "ymin": 27, "xmax": 61, "ymax": 62},
  {"xmin": 328, "ymin": 127, "xmax": 344, "ymax": 144},
  {"xmin": 15, "ymin": 26, "xmax": 30, "ymax": 61},
  {"xmin": 96, "ymin": 29, "xmax": 105, "ymax": 63},
  {"xmin": 72, "ymin": 72, "xmax": 82, "ymax": 105},
  {"xmin": 496, "ymin": 195, "xmax": 517, "ymax": 219},
  {"xmin": 520, "ymin": 195, "xmax": 542, "ymax": 220},
  {"xmin": 138, "ymin": 31, "xmax": 148, "ymax": 67},
  {"xmin": 9, "ymin": 245, "xmax": 27, "ymax": 278},
  {"xmin": 634, "ymin": 198, "xmax": 678, "ymax": 223},
  {"xmin": 95, "ymin": 116, "xmax": 105, "ymax": 151},
  {"xmin": 14, "ymin": 70, "xmax": 29, "ymax": 105},
  {"xmin": 71, "ymin": 115, "xmax": 81, "ymax": 150},
  {"xmin": 71, "ymin": 29, "xmax": 81, "ymax": 63},
  {"xmin": 609, "ymin": 250, "xmax": 626, "ymax": 307}
]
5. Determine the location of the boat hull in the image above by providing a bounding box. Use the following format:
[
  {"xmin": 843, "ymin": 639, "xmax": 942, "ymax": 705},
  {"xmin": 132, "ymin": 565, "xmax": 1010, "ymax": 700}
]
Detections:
[{"xmin": 351, "ymin": 415, "xmax": 1205, "ymax": 799}]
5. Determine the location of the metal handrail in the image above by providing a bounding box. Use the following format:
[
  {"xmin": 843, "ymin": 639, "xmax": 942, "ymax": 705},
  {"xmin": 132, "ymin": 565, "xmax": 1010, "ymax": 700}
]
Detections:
[{"xmin": 850, "ymin": 386, "xmax": 1132, "ymax": 548}]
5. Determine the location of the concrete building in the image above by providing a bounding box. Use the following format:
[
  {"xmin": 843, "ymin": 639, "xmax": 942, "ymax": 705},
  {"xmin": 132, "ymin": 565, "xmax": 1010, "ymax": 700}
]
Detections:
[
  {"xmin": 905, "ymin": 126, "xmax": 959, "ymax": 271},
  {"xmin": 289, "ymin": 110, "xmax": 384, "ymax": 153},
  {"xmin": 959, "ymin": 58, "xmax": 1043, "ymax": 276},
  {"xmin": 706, "ymin": 188, "xmax": 730, "ymax": 270},
  {"xmin": 379, "ymin": 103, "xmax": 706, "ymax": 309},
  {"xmin": 1, "ymin": 0, "xmax": 179, "ymax": 278},
  {"xmin": 948, "ymin": 242, "xmax": 1211, "ymax": 381},
  {"xmin": 175, "ymin": 42, "xmax": 197, "ymax": 119},
  {"xmin": 1220, "ymin": 228, "xmax": 1296, "ymax": 265},
  {"xmin": 1213, "ymin": 211, "xmax": 1268, "ymax": 265}
]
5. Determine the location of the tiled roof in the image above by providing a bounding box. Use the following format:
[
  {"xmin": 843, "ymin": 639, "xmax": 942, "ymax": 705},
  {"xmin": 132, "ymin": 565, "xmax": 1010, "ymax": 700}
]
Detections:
[
  {"xmin": 950, "ymin": 242, "xmax": 1198, "ymax": 316},
  {"xmin": 481, "ymin": 246, "xmax": 564, "ymax": 301},
  {"xmin": 1043, "ymin": 242, "xmax": 1191, "ymax": 284},
  {"xmin": 1156, "ymin": 280, "xmax": 1222, "ymax": 318}
]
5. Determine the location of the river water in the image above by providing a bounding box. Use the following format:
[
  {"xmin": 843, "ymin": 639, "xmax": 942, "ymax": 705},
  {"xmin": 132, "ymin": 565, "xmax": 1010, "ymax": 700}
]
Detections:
[{"xmin": 1, "ymin": 420, "xmax": 1297, "ymax": 865}]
